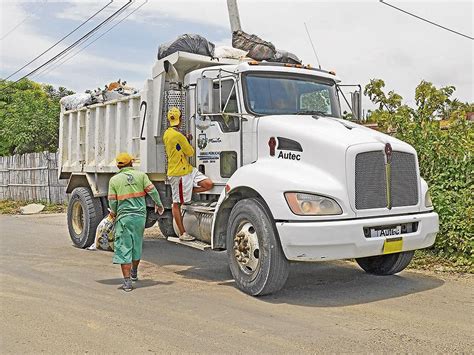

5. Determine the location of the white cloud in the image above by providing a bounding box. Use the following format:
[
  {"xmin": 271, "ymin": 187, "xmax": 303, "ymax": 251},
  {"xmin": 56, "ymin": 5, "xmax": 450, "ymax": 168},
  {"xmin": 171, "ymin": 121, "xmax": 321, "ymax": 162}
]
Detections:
[{"xmin": 1, "ymin": 0, "xmax": 473, "ymax": 106}]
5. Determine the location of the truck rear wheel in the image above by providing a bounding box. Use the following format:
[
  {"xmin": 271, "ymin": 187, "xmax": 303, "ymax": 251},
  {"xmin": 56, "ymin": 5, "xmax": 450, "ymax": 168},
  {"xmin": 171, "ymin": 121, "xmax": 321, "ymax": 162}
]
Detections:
[
  {"xmin": 356, "ymin": 250, "xmax": 414, "ymax": 275},
  {"xmin": 226, "ymin": 198, "xmax": 289, "ymax": 296},
  {"xmin": 157, "ymin": 210, "xmax": 177, "ymax": 238},
  {"xmin": 67, "ymin": 187, "xmax": 103, "ymax": 248}
]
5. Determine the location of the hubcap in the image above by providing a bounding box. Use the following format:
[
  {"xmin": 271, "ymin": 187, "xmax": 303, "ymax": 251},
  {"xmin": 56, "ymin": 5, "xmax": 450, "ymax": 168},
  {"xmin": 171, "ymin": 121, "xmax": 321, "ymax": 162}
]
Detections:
[
  {"xmin": 233, "ymin": 222, "xmax": 260, "ymax": 275},
  {"xmin": 71, "ymin": 200, "xmax": 84, "ymax": 235}
]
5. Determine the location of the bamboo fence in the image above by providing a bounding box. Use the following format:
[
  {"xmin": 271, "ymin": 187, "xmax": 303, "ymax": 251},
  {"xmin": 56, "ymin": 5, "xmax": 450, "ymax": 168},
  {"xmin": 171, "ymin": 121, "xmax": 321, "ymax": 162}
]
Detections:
[{"xmin": 0, "ymin": 152, "xmax": 68, "ymax": 204}]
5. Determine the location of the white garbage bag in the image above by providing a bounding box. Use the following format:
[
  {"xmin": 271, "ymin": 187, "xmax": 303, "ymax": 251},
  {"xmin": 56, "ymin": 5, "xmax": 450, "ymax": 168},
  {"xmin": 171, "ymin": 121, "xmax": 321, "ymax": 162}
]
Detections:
[
  {"xmin": 214, "ymin": 46, "xmax": 248, "ymax": 59},
  {"xmin": 94, "ymin": 214, "xmax": 115, "ymax": 251}
]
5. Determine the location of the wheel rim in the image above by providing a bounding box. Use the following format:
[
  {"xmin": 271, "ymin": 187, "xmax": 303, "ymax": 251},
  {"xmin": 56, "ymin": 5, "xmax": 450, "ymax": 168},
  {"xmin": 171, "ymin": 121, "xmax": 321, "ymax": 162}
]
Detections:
[
  {"xmin": 233, "ymin": 221, "xmax": 260, "ymax": 275},
  {"xmin": 71, "ymin": 200, "xmax": 84, "ymax": 235}
]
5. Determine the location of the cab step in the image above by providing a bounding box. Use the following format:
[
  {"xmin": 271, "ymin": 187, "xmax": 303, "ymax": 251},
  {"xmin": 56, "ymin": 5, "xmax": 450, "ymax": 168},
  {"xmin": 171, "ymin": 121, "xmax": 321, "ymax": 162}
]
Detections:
[{"xmin": 167, "ymin": 237, "xmax": 211, "ymax": 251}]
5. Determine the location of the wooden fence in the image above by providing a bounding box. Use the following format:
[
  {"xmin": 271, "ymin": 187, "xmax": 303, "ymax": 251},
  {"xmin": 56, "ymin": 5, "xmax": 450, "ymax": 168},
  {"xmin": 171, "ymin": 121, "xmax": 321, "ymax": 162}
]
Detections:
[{"xmin": 0, "ymin": 152, "xmax": 68, "ymax": 204}]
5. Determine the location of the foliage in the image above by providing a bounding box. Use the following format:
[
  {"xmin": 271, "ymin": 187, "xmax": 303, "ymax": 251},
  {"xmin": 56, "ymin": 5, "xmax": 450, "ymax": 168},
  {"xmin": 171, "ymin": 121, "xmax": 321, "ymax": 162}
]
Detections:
[
  {"xmin": 0, "ymin": 199, "xmax": 67, "ymax": 214},
  {"xmin": 0, "ymin": 79, "xmax": 74, "ymax": 156},
  {"xmin": 364, "ymin": 79, "xmax": 473, "ymax": 265}
]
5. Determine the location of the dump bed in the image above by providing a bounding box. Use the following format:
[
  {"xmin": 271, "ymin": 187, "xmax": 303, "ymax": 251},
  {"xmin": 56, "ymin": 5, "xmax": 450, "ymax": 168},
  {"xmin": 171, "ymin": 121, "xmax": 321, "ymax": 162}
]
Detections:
[
  {"xmin": 58, "ymin": 52, "xmax": 241, "ymax": 186},
  {"xmin": 58, "ymin": 94, "xmax": 142, "ymax": 177}
]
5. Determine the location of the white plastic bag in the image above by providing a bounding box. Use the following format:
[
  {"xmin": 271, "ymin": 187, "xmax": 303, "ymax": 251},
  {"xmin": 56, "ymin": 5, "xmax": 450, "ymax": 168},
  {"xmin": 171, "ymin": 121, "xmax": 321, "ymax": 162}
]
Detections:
[
  {"xmin": 214, "ymin": 46, "xmax": 248, "ymax": 59},
  {"xmin": 60, "ymin": 93, "xmax": 92, "ymax": 111},
  {"xmin": 94, "ymin": 214, "xmax": 115, "ymax": 251}
]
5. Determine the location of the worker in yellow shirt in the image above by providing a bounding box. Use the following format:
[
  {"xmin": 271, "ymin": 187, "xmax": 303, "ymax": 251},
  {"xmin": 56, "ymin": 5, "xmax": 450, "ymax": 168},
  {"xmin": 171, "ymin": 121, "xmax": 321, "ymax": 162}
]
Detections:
[{"xmin": 163, "ymin": 107, "xmax": 213, "ymax": 241}]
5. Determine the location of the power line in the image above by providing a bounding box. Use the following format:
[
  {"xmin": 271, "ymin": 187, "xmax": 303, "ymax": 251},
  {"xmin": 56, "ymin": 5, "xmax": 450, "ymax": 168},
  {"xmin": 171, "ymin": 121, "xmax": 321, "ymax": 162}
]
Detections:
[
  {"xmin": 1, "ymin": 0, "xmax": 133, "ymax": 92},
  {"xmin": 379, "ymin": 0, "xmax": 473, "ymax": 41},
  {"xmin": 2, "ymin": 0, "xmax": 114, "ymax": 81},
  {"xmin": 0, "ymin": 0, "xmax": 46, "ymax": 41},
  {"xmin": 34, "ymin": 0, "xmax": 148, "ymax": 80}
]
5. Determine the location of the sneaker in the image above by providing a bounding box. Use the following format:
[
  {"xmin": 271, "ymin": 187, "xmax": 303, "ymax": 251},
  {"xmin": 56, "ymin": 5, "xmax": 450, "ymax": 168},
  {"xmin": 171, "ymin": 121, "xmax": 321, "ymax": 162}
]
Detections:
[
  {"xmin": 122, "ymin": 278, "xmax": 133, "ymax": 292},
  {"xmin": 179, "ymin": 232, "xmax": 195, "ymax": 241},
  {"xmin": 130, "ymin": 268, "xmax": 138, "ymax": 282}
]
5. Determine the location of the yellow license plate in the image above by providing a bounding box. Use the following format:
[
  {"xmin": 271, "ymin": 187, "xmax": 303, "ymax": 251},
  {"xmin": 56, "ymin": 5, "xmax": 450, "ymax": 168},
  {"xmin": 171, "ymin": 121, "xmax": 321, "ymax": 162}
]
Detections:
[{"xmin": 383, "ymin": 237, "xmax": 403, "ymax": 254}]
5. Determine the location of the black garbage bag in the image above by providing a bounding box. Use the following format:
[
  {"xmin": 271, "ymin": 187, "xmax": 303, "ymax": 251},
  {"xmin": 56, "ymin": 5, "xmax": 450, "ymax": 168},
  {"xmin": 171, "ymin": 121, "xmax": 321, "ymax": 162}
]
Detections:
[
  {"xmin": 158, "ymin": 34, "xmax": 215, "ymax": 60},
  {"xmin": 232, "ymin": 30, "xmax": 276, "ymax": 61},
  {"xmin": 273, "ymin": 49, "xmax": 302, "ymax": 64}
]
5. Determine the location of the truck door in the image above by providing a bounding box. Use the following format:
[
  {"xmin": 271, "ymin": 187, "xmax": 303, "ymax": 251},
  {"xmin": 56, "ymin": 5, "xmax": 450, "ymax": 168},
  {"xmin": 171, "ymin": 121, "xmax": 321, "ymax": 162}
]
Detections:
[{"xmin": 195, "ymin": 78, "xmax": 241, "ymax": 187}]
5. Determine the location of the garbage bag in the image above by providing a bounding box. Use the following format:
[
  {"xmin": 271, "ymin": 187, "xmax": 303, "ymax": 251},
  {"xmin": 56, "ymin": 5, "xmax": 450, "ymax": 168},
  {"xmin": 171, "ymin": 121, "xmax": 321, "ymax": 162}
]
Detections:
[
  {"xmin": 273, "ymin": 49, "xmax": 302, "ymax": 64},
  {"xmin": 214, "ymin": 46, "xmax": 248, "ymax": 59},
  {"xmin": 95, "ymin": 214, "xmax": 115, "ymax": 251},
  {"xmin": 60, "ymin": 93, "xmax": 92, "ymax": 111},
  {"xmin": 158, "ymin": 34, "xmax": 215, "ymax": 59},
  {"xmin": 232, "ymin": 30, "xmax": 276, "ymax": 61}
]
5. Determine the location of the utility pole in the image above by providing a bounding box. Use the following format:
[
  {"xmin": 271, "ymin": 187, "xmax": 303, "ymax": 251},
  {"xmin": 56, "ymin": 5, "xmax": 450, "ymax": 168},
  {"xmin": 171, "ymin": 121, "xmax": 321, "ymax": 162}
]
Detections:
[{"xmin": 227, "ymin": 0, "xmax": 242, "ymax": 33}]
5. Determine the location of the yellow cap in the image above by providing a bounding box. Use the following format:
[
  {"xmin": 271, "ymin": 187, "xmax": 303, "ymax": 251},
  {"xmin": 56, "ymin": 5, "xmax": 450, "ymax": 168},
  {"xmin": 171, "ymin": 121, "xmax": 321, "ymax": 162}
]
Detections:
[
  {"xmin": 116, "ymin": 152, "xmax": 133, "ymax": 167},
  {"xmin": 167, "ymin": 107, "xmax": 181, "ymax": 127}
]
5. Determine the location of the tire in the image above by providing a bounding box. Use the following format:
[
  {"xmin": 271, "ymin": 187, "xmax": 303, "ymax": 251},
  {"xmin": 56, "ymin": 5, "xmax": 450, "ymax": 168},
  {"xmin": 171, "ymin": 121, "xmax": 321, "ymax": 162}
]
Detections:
[
  {"xmin": 226, "ymin": 198, "xmax": 289, "ymax": 296},
  {"xmin": 67, "ymin": 187, "xmax": 103, "ymax": 248},
  {"xmin": 157, "ymin": 210, "xmax": 177, "ymax": 238},
  {"xmin": 356, "ymin": 250, "xmax": 415, "ymax": 275},
  {"xmin": 145, "ymin": 207, "xmax": 159, "ymax": 228}
]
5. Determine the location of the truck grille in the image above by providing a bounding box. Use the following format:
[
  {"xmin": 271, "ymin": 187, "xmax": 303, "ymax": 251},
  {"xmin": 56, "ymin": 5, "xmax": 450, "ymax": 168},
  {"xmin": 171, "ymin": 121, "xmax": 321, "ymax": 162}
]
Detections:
[
  {"xmin": 355, "ymin": 151, "xmax": 418, "ymax": 210},
  {"xmin": 390, "ymin": 151, "xmax": 418, "ymax": 207}
]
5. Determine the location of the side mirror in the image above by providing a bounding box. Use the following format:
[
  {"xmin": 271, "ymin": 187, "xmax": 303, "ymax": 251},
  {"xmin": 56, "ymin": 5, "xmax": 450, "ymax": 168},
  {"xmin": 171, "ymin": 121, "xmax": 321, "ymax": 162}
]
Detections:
[
  {"xmin": 351, "ymin": 91, "xmax": 362, "ymax": 120},
  {"xmin": 197, "ymin": 77, "xmax": 214, "ymax": 115}
]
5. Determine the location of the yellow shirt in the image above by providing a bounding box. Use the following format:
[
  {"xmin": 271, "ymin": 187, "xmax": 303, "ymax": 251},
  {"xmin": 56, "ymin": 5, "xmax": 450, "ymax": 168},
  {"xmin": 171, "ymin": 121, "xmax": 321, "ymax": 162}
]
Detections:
[{"xmin": 163, "ymin": 127, "xmax": 194, "ymax": 176}]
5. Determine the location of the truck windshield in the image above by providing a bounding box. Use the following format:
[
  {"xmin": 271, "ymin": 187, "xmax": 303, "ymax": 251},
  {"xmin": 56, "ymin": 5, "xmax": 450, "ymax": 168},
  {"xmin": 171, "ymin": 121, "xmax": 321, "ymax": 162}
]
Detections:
[{"xmin": 243, "ymin": 73, "xmax": 341, "ymax": 117}]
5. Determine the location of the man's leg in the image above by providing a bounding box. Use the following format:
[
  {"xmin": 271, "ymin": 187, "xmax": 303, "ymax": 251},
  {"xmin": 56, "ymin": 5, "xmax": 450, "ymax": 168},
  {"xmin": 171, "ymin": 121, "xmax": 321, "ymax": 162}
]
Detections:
[
  {"xmin": 131, "ymin": 259, "xmax": 140, "ymax": 281},
  {"xmin": 113, "ymin": 218, "xmax": 133, "ymax": 291},
  {"xmin": 172, "ymin": 202, "xmax": 185, "ymax": 235},
  {"xmin": 193, "ymin": 178, "xmax": 213, "ymax": 193},
  {"xmin": 121, "ymin": 263, "xmax": 132, "ymax": 278}
]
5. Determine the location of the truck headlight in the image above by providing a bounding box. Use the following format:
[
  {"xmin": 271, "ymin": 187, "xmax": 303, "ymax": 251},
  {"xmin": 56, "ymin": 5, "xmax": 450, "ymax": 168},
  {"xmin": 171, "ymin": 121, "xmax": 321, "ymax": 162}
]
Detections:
[
  {"xmin": 425, "ymin": 190, "xmax": 433, "ymax": 208},
  {"xmin": 285, "ymin": 192, "xmax": 342, "ymax": 216}
]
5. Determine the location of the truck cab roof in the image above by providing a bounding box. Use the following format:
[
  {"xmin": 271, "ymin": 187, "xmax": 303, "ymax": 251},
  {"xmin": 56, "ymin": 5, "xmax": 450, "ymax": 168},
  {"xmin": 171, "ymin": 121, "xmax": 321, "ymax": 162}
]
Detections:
[{"xmin": 152, "ymin": 51, "xmax": 340, "ymax": 84}]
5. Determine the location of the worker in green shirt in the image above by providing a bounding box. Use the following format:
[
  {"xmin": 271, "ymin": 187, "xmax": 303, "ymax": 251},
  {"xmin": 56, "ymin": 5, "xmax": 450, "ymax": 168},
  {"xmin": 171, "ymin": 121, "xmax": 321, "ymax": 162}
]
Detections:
[{"xmin": 108, "ymin": 152, "xmax": 164, "ymax": 292}]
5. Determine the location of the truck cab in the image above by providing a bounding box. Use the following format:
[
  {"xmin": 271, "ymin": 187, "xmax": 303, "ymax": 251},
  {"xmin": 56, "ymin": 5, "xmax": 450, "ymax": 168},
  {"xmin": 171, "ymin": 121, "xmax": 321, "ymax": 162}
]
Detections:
[{"xmin": 59, "ymin": 52, "xmax": 439, "ymax": 296}]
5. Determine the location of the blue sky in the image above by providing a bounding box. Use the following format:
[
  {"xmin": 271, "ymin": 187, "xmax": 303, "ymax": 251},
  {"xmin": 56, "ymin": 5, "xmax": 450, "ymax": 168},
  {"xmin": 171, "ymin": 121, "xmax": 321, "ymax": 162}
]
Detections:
[{"xmin": 1, "ymin": 0, "xmax": 472, "ymax": 109}]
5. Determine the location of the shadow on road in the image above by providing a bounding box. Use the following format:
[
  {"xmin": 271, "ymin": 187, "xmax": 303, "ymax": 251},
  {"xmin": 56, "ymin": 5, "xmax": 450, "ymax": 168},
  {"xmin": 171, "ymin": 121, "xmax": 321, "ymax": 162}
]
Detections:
[
  {"xmin": 142, "ymin": 238, "xmax": 444, "ymax": 307},
  {"xmin": 96, "ymin": 278, "xmax": 173, "ymax": 289}
]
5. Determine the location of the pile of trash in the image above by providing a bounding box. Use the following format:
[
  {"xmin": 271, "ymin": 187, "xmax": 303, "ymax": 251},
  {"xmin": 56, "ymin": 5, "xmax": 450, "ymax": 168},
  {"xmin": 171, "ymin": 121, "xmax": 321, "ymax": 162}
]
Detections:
[
  {"xmin": 60, "ymin": 79, "xmax": 139, "ymax": 111},
  {"xmin": 157, "ymin": 31, "xmax": 301, "ymax": 64}
]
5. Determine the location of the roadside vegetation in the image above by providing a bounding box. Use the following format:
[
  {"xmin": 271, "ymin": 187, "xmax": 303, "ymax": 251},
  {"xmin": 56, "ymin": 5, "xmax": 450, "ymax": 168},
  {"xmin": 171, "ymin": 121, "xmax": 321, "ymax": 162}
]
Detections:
[
  {"xmin": 0, "ymin": 79, "xmax": 74, "ymax": 156},
  {"xmin": 0, "ymin": 199, "xmax": 67, "ymax": 214},
  {"xmin": 364, "ymin": 79, "xmax": 473, "ymax": 269}
]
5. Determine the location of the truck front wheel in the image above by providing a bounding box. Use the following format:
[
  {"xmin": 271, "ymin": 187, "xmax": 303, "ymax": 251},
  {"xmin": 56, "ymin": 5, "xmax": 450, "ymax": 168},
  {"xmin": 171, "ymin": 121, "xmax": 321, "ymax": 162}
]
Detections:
[
  {"xmin": 356, "ymin": 250, "xmax": 415, "ymax": 275},
  {"xmin": 67, "ymin": 187, "xmax": 103, "ymax": 248},
  {"xmin": 226, "ymin": 198, "xmax": 289, "ymax": 296}
]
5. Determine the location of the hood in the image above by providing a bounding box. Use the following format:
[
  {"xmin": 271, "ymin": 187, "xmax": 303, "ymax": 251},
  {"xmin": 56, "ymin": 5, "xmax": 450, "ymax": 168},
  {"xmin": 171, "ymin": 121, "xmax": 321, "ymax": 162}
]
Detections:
[{"xmin": 256, "ymin": 115, "xmax": 418, "ymax": 216}]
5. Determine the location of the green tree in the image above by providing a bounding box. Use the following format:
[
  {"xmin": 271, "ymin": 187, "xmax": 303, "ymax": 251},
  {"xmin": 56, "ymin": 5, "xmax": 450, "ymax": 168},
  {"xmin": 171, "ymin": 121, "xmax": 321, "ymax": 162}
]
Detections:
[
  {"xmin": 365, "ymin": 79, "xmax": 473, "ymax": 265},
  {"xmin": 0, "ymin": 79, "xmax": 74, "ymax": 155}
]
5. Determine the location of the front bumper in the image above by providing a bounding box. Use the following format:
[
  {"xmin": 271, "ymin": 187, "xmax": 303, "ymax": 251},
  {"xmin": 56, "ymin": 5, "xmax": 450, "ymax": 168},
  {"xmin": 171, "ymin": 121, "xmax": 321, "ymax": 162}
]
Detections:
[{"xmin": 276, "ymin": 212, "xmax": 439, "ymax": 261}]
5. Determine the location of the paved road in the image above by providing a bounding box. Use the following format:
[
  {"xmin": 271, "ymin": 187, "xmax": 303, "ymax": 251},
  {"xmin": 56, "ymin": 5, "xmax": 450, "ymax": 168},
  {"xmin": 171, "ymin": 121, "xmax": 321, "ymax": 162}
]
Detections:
[{"xmin": 0, "ymin": 214, "xmax": 472, "ymax": 353}]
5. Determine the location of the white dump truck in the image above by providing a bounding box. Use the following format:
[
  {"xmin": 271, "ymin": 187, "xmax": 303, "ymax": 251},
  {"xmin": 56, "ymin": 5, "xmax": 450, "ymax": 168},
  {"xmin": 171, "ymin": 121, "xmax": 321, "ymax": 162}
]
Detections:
[{"xmin": 59, "ymin": 51, "xmax": 439, "ymax": 295}]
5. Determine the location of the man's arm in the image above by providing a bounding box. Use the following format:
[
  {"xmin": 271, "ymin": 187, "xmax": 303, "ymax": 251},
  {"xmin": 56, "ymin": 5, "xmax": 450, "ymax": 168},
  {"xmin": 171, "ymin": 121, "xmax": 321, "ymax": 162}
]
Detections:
[
  {"xmin": 143, "ymin": 174, "xmax": 163, "ymax": 208},
  {"xmin": 178, "ymin": 132, "xmax": 194, "ymax": 157},
  {"xmin": 108, "ymin": 179, "xmax": 118, "ymax": 216}
]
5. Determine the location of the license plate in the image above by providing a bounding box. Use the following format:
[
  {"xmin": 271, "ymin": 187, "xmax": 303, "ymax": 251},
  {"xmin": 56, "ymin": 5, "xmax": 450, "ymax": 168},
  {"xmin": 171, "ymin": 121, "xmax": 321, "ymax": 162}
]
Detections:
[
  {"xmin": 383, "ymin": 237, "xmax": 403, "ymax": 254},
  {"xmin": 370, "ymin": 225, "xmax": 402, "ymax": 238}
]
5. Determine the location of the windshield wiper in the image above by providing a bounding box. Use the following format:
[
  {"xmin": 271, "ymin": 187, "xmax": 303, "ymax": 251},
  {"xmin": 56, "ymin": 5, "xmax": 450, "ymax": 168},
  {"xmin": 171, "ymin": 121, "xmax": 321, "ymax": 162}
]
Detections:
[{"xmin": 295, "ymin": 110, "xmax": 330, "ymax": 116}]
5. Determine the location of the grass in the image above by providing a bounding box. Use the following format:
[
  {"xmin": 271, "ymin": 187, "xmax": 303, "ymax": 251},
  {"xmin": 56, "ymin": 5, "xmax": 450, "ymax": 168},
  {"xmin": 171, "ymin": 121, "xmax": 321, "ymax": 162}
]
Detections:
[
  {"xmin": 0, "ymin": 199, "xmax": 67, "ymax": 214},
  {"xmin": 408, "ymin": 249, "xmax": 473, "ymax": 274}
]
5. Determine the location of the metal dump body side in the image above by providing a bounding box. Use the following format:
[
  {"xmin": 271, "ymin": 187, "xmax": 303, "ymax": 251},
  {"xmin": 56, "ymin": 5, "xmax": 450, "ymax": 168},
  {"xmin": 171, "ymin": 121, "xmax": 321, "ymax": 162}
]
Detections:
[{"xmin": 58, "ymin": 95, "xmax": 142, "ymax": 177}]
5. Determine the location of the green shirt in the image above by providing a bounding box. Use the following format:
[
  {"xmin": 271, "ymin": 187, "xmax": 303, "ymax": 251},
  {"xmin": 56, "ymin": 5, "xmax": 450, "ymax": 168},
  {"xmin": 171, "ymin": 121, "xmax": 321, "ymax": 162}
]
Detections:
[{"xmin": 108, "ymin": 167, "xmax": 162, "ymax": 220}]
